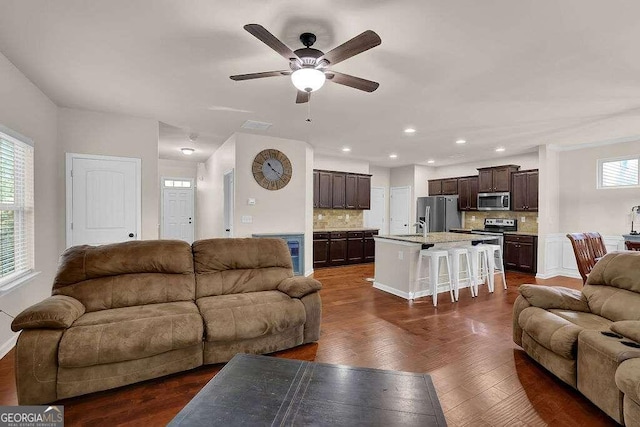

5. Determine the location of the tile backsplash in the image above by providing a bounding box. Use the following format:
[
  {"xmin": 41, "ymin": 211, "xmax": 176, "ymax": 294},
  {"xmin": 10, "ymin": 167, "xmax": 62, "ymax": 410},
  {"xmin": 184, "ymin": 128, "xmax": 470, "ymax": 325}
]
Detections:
[
  {"xmin": 314, "ymin": 209, "xmax": 364, "ymax": 229},
  {"xmin": 462, "ymin": 211, "xmax": 538, "ymax": 233}
]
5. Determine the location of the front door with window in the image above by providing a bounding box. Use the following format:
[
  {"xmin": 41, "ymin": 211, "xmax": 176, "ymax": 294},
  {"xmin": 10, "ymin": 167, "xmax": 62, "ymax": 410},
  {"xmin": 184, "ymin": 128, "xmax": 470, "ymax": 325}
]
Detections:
[{"xmin": 161, "ymin": 178, "xmax": 194, "ymax": 243}]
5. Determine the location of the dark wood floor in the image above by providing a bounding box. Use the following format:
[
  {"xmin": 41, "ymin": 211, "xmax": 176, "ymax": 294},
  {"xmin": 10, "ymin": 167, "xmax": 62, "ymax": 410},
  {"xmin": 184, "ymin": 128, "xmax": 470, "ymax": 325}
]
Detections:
[{"xmin": 0, "ymin": 265, "xmax": 615, "ymax": 426}]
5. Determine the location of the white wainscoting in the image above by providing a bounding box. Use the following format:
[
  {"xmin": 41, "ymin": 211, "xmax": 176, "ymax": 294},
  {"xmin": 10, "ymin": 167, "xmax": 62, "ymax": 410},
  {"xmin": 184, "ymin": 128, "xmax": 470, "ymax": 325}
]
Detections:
[{"xmin": 536, "ymin": 234, "xmax": 625, "ymax": 279}]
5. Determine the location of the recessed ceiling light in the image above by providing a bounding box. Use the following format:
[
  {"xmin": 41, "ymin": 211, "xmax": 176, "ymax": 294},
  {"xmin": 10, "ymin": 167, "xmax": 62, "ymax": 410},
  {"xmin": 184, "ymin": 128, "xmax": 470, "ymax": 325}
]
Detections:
[
  {"xmin": 404, "ymin": 128, "xmax": 416, "ymax": 134},
  {"xmin": 181, "ymin": 147, "xmax": 195, "ymax": 155},
  {"xmin": 342, "ymin": 147, "xmax": 351, "ymax": 152},
  {"xmin": 495, "ymin": 147, "xmax": 506, "ymax": 152},
  {"xmin": 389, "ymin": 154, "xmax": 398, "ymax": 159},
  {"xmin": 427, "ymin": 159, "xmax": 435, "ymax": 164},
  {"xmin": 456, "ymin": 139, "xmax": 466, "ymax": 144}
]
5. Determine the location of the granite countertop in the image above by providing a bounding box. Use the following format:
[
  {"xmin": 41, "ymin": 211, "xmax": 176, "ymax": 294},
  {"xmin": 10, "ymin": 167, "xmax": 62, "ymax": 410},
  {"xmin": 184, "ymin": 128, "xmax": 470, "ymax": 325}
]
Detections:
[
  {"xmin": 449, "ymin": 228, "xmax": 474, "ymax": 232},
  {"xmin": 313, "ymin": 227, "xmax": 379, "ymax": 232},
  {"xmin": 375, "ymin": 232, "xmax": 499, "ymax": 245}
]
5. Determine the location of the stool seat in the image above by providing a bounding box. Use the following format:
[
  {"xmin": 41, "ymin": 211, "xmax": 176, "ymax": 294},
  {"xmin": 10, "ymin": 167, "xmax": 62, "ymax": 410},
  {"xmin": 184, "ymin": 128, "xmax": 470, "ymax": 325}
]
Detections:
[{"xmin": 416, "ymin": 249, "xmax": 453, "ymax": 306}]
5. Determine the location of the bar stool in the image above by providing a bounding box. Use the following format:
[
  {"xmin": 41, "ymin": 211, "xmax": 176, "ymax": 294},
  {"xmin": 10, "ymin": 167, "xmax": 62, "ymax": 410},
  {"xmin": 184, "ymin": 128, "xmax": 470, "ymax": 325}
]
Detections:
[
  {"xmin": 447, "ymin": 248, "xmax": 473, "ymax": 300},
  {"xmin": 416, "ymin": 249, "xmax": 453, "ymax": 307},
  {"xmin": 465, "ymin": 245, "xmax": 490, "ymax": 296},
  {"xmin": 481, "ymin": 244, "xmax": 507, "ymax": 292}
]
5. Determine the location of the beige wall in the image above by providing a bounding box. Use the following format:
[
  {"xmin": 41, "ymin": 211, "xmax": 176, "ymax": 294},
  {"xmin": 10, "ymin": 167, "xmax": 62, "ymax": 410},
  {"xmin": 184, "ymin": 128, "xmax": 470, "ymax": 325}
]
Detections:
[
  {"xmin": 314, "ymin": 154, "xmax": 369, "ymax": 174},
  {"xmin": 558, "ymin": 140, "xmax": 640, "ymax": 235},
  {"xmin": 196, "ymin": 134, "xmax": 235, "ymax": 239},
  {"xmin": 158, "ymin": 158, "xmax": 198, "ymax": 181},
  {"xmin": 58, "ymin": 108, "xmax": 160, "ymax": 240},
  {"xmin": 0, "ymin": 52, "xmax": 60, "ymax": 355}
]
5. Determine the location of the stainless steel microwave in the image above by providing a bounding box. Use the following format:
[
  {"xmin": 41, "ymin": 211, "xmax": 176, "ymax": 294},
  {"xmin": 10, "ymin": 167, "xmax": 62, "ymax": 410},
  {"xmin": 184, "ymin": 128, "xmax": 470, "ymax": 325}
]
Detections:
[{"xmin": 477, "ymin": 192, "xmax": 510, "ymax": 211}]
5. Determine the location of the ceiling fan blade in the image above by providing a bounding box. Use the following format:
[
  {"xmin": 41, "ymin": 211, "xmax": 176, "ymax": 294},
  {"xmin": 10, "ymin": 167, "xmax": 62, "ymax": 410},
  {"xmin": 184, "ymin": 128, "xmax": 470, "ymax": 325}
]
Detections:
[
  {"xmin": 320, "ymin": 30, "xmax": 381, "ymax": 66},
  {"xmin": 244, "ymin": 24, "xmax": 298, "ymax": 61},
  {"xmin": 326, "ymin": 71, "xmax": 379, "ymax": 92},
  {"xmin": 296, "ymin": 91, "xmax": 310, "ymax": 104},
  {"xmin": 230, "ymin": 70, "xmax": 291, "ymax": 81}
]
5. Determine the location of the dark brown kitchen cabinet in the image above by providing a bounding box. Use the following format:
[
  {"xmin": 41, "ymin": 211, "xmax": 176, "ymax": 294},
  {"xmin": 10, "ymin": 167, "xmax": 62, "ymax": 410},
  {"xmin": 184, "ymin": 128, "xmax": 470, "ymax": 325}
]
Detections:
[
  {"xmin": 347, "ymin": 231, "xmax": 365, "ymax": 263},
  {"xmin": 356, "ymin": 175, "xmax": 371, "ymax": 209},
  {"xmin": 457, "ymin": 176, "xmax": 479, "ymax": 211},
  {"xmin": 504, "ymin": 234, "xmax": 537, "ymax": 273},
  {"xmin": 477, "ymin": 165, "xmax": 520, "ymax": 192},
  {"xmin": 329, "ymin": 231, "xmax": 347, "ymax": 265},
  {"xmin": 345, "ymin": 174, "xmax": 358, "ymax": 209},
  {"xmin": 441, "ymin": 178, "xmax": 458, "ymax": 195},
  {"xmin": 312, "ymin": 232, "xmax": 330, "ymax": 268},
  {"xmin": 332, "ymin": 173, "xmax": 346, "ymax": 209},
  {"xmin": 512, "ymin": 170, "xmax": 538, "ymax": 211},
  {"xmin": 313, "ymin": 171, "xmax": 319, "ymax": 208},
  {"xmin": 364, "ymin": 230, "xmax": 378, "ymax": 262},
  {"xmin": 428, "ymin": 180, "xmax": 443, "ymax": 195},
  {"xmin": 317, "ymin": 171, "xmax": 332, "ymax": 208}
]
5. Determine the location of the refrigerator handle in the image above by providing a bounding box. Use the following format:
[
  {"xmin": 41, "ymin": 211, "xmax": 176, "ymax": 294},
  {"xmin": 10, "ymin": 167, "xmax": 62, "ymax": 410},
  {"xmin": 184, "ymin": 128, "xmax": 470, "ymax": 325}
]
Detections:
[{"xmin": 425, "ymin": 206, "xmax": 430, "ymax": 233}]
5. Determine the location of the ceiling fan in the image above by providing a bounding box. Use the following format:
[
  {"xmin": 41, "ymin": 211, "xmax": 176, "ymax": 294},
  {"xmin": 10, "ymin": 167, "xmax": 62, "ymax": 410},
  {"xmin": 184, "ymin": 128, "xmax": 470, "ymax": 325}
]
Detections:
[{"xmin": 230, "ymin": 24, "xmax": 381, "ymax": 104}]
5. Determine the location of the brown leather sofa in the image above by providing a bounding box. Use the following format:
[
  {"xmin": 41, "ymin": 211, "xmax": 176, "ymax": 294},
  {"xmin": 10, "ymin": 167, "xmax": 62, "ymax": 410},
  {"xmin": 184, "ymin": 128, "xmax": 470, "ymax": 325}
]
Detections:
[
  {"xmin": 11, "ymin": 238, "xmax": 322, "ymax": 404},
  {"xmin": 513, "ymin": 251, "xmax": 640, "ymax": 425}
]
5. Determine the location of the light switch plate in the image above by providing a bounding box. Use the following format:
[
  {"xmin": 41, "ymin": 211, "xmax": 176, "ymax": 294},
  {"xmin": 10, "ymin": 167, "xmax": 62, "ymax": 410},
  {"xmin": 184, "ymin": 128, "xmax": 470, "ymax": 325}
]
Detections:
[
  {"xmin": 247, "ymin": 198, "xmax": 256, "ymax": 205},
  {"xmin": 241, "ymin": 215, "xmax": 252, "ymax": 223},
  {"xmin": 521, "ymin": 216, "xmax": 526, "ymax": 223}
]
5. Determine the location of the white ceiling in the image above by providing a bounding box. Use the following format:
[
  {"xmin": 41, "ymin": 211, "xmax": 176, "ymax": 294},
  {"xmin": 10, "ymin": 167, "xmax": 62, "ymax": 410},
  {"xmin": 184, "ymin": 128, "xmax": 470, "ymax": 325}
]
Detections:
[{"xmin": 1, "ymin": 0, "xmax": 640, "ymax": 167}]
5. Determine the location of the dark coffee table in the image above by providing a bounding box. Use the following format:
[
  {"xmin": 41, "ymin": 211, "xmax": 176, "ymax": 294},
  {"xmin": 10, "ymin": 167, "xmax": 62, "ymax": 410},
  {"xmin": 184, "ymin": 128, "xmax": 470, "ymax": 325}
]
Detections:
[{"xmin": 169, "ymin": 353, "xmax": 447, "ymax": 426}]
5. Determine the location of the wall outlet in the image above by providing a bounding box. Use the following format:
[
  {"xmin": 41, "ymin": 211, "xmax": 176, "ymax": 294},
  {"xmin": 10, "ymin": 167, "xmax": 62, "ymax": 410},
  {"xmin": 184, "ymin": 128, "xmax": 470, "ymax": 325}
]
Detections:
[
  {"xmin": 521, "ymin": 216, "xmax": 526, "ymax": 223},
  {"xmin": 247, "ymin": 198, "xmax": 256, "ymax": 205},
  {"xmin": 318, "ymin": 214, "xmax": 323, "ymax": 220},
  {"xmin": 346, "ymin": 214, "xmax": 350, "ymax": 220},
  {"xmin": 471, "ymin": 215, "xmax": 476, "ymax": 221},
  {"xmin": 398, "ymin": 251, "xmax": 404, "ymax": 260},
  {"xmin": 241, "ymin": 215, "xmax": 252, "ymax": 224}
]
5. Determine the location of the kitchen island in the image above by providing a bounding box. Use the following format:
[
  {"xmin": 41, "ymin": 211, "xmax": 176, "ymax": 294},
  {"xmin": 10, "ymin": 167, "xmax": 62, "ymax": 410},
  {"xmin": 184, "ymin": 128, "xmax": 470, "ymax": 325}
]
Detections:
[{"xmin": 373, "ymin": 232, "xmax": 499, "ymax": 300}]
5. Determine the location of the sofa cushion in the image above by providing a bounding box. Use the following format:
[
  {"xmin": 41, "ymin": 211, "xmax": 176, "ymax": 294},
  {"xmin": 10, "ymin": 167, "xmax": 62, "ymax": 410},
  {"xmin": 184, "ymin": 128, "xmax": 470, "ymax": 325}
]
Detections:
[
  {"xmin": 58, "ymin": 301, "xmax": 203, "ymax": 368},
  {"xmin": 548, "ymin": 310, "xmax": 612, "ymax": 331},
  {"xmin": 12, "ymin": 295, "xmax": 85, "ymax": 332},
  {"xmin": 193, "ymin": 238, "xmax": 293, "ymax": 298},
  {"xmin": 53, "ymin": 240, "xmax": 196, "ymax": 311},
  {"xmin": 582, "ymin": 285, "xmax": 640, "ymax": 322},
  {"xmin": 197, "ymin": 291, "xmax": 305, "ymax": 342},
  {"xmin": 615, "ymin": 358, "xmax": 640, "ymax": 405},
  {"xmin": 611, "ymin": 321, "xmax": 640, "ymax": 343},
  {"xmin": 518, "ymin": 285, "xmax": 589, "ymax": 312},
  {"xmin": 586, "ymin": 251, "xmax": 640, "ymax": 293},
  {"xmin": 518, "ymin": 307, "xmax": 582, "ymax": 359}
]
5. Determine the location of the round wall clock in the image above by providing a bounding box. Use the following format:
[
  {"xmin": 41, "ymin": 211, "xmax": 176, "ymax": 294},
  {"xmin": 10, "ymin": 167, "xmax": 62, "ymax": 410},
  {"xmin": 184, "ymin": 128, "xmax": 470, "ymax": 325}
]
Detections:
[{"xmin": 252, "ymin": 149, "xmax": 293, "ymax": 190}]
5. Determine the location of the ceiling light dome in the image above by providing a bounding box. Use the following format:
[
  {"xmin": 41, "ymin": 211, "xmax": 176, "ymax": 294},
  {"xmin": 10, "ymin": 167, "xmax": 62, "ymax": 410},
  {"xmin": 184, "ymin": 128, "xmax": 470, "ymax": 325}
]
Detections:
[
  {"xmin": 291, "ymin": 68, "xmax": 326, "ymax": 93},
  {"xmin": 181, "ymin": 147, "xmax": 195, "ymax": 155}
]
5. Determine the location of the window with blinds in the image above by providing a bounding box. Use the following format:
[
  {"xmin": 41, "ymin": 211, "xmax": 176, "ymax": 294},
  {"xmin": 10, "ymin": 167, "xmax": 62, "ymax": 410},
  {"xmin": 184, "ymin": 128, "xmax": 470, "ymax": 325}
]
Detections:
[
  {"xmin": 0, "ymin": 129, "xmax": 34, "ymax": 288},
  {"xmin": 598, "ymin": 156, "xmax": 640, "ymax": 188}
]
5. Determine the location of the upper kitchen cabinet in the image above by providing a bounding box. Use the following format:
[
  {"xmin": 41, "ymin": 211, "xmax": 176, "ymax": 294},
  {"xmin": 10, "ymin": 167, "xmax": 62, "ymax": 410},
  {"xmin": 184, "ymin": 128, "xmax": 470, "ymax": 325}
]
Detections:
[
  {"xmin": 512, "ymin": 169, "xmax": 539, "ymax": 211},
  {"xmin": 441, "ymin": 178, "xmax": 458, "ymax": 195},
  {"xmin": 428, "ymin": 179, "xmax": 443, "ymax": 195},
  {"xmin": 477, "ymin": 165, "xmax": 520, "ymax": 192},
  {"xmin": 314, "ymin": 169, "xmax": 371, "ymax": 210},
  {"xmin": 317, "ymin": 171, "xmax": 332, "ymax": 208},
  {"xmin": 457, "ymin": 176, "xmax": 479, "ymax": 211}
]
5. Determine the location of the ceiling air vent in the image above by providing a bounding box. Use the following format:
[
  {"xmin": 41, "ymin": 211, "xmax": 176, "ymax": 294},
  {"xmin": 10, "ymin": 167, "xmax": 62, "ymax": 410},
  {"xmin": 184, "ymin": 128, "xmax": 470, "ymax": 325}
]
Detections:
[{"xmin": 241, "ymin": 120, "xmax": 272, "ymax": 131}]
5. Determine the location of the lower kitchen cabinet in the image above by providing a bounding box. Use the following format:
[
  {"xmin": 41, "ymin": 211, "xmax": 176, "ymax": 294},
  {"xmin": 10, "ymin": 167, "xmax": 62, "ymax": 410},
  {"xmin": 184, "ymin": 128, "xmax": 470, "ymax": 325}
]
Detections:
[
  {"xmin": 504, "ymin": 234, "xmax": 537, "ymax": 273},
  {"xmin": 314, "ymin": 230, "xmax": 378, "ymax": 268}
]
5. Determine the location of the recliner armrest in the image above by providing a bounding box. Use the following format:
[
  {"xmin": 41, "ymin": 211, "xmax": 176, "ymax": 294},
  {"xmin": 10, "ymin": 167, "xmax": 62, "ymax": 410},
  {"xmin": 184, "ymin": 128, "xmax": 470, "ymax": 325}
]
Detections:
[
  {"xmin": 11, "ymin": 295, "xmax": 85, "ymax": 332},
  {"xmin": 277, "ymin": 277, "xmax": 322, "ymax": 299},
  {"xmin": 518, "ymin": 284, "xmax": 590, "ymax": 312},
  {"xmin": 611, "ymin": 321, "xmax": 640, "ymax": 343}
]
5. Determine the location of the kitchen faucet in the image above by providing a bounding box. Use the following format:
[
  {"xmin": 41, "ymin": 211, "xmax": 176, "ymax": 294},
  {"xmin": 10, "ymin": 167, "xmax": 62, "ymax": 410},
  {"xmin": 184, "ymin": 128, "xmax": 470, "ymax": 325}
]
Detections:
[{"xmin": 413, "ymin": 220, "xmax": 427, "ymax": 238}]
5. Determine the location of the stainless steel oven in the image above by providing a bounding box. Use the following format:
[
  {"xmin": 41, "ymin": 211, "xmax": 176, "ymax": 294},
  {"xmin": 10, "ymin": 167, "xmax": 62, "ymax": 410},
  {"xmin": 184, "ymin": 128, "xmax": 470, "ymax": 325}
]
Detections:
[{"xmin": 477, "ymin": 192, "xmax": 510, "ymax": 211}]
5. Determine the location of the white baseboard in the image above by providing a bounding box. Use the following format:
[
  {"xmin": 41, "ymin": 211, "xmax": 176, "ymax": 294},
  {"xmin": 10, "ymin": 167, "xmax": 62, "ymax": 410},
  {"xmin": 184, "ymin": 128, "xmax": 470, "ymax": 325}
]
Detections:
[
  {"xmin": 0, "ymin": 333, "xmax": 17, "ymax": 360},
  {"xmin": 304, "ymin": 268, "xmax": 314, "ymax": 277}
]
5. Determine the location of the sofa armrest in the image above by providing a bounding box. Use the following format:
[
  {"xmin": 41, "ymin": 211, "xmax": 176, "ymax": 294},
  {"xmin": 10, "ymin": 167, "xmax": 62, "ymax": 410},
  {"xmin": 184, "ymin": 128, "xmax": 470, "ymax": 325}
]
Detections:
[
  {"xmin": 11, "ymin": 295, "xmax": 85, "ymax": 332},
  {"xmin": 611, "ymin": 321, "xmax": 640, "ymax": 343},
  {"xmin": 277, "ymin": 277, "xmax": 322, "ymax": 299},
  {"xmin": 518, "ymin": 284, "xmax": 589, "ymax": 312}
]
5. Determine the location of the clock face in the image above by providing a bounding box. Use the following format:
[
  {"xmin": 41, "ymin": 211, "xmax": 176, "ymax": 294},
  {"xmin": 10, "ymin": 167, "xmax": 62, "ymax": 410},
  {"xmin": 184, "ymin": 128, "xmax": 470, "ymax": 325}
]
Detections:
[{"xmin": 252, "ymin": 149, "xmax": 292, "ymax": 190}]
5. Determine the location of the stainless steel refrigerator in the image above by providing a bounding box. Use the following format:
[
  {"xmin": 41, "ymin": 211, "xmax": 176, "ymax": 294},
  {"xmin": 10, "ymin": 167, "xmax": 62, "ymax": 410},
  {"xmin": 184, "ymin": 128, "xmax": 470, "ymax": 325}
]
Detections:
[{"xmin": 416, "ymin": 196, "xmax": 461, "ymax": 233}]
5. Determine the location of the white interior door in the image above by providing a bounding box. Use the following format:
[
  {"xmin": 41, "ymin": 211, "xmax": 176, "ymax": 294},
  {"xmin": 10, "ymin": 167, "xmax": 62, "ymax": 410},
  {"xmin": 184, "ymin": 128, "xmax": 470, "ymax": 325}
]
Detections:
[
  {"xmin": 67, "ymin": 154, "xmax": 140, "ymax": 247},
  {"xmin": 364, "ymin": 186, "xmax": 386, "ymax": 233},
  {"xmin": 223, "ymin": 170, "xmax": 234, "ymax": 237},
  {"xmin": 162, "ymin": 180, "xmax": 194, "ymax": 243},
  {"xmin": 390, "ymin": 186, "xmax": 410, "ymax": 235}
]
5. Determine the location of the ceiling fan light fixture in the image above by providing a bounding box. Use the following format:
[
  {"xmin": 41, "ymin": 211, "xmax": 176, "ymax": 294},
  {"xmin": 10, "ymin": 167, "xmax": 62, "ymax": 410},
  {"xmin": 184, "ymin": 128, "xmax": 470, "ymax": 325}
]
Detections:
[
  {"xmin": 291, "ymin": 68, "xmax": 326, "ymax": 92},
  {"xmin": 181, "ymin": 147, "xmax": 195, "ymax": 155}
]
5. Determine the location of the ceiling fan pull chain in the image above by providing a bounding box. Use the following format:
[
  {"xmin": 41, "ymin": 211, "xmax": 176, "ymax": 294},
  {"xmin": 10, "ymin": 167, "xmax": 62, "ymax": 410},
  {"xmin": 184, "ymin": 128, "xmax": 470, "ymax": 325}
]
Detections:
[{"xmin": 306, "ymin": 96, "xmax": 312, "ymax": 122}]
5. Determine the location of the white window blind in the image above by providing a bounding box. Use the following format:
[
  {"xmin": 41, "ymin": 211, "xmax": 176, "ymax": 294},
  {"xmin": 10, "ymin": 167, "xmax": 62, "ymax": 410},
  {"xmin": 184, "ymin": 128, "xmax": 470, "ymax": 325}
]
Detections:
[
  {"xmin": 599, "ymin": 157, "xmax": 640, "ymax": 188},
  {"xmin": 0, "ymin": 130, "xmax": 34, "ymax": 287}
]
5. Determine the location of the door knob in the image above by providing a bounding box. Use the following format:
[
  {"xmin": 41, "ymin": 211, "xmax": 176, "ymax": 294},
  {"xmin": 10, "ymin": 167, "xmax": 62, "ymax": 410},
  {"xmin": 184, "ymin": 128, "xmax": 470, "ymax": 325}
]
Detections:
[
  {"xmin": 225, "ymin": 229, "xmax": 230, "ymax": 232},
  {"xmin": 128, "ymin": 233, "xmax": 134, "ymax": 238}
]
